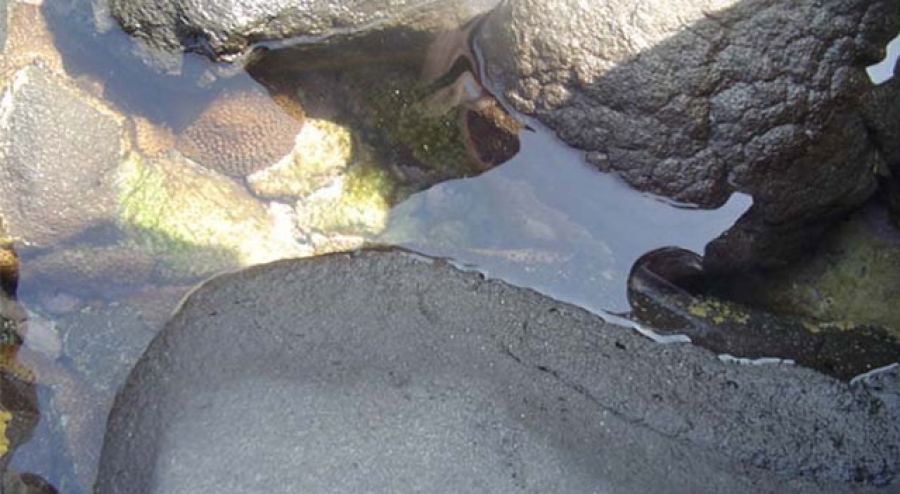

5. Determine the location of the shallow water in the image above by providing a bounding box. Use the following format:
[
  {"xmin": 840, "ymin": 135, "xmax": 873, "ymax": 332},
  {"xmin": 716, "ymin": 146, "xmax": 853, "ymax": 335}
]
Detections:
[{"xmin": 0, "ymin": 1, "xmax": 898, "ymax": 492}]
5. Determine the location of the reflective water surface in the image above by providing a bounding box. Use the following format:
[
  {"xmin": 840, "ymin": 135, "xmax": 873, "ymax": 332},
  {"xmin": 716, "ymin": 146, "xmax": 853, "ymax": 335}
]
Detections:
[{"xmin": 0, "ymin": 1, "xmax": 898, "ymax": 492}]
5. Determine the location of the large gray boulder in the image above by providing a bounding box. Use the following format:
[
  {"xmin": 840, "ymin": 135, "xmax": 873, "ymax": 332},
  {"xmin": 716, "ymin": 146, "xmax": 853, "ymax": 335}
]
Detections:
[
  {"xmin": 104, "ymin": 0, "xmax": 501, "ymax": 75},
  {"xmin": 477, "ymin": 0, "xmax": 899, "ymax": 272},
  {"xmin": 0, "ymin": 65, "xmax": 122, "ymax": 248},
  {"xmin": 96, "ymin": 249, "xmax": 900, "ymax": 492}
]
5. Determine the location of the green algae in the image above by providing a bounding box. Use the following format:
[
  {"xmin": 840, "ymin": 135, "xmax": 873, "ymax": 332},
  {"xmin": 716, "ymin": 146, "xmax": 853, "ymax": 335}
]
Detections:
[
  {"xmin": 117, "ymin": 151, "xmax": 303, "ymax": 281},
  {"xmin": 721, "ymin": 205, "xmax": 900, "ymax": 338},
  {"xmin": 343, "ymin": 64, "xmax": 478, "ymax": 186},
  {"xmin": 297, "ymin": 155, "xmax": 396, "ymax": 236},
  {"xmin": 248, "ymin": 118, "xmax": 354, "ymax": 200}
]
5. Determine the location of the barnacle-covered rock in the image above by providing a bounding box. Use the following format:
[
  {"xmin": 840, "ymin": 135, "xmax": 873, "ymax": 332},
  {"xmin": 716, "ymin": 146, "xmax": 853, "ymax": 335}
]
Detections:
[{"xmin": 176, "ymin": 87, "xmax": 303, "ymax": 177}]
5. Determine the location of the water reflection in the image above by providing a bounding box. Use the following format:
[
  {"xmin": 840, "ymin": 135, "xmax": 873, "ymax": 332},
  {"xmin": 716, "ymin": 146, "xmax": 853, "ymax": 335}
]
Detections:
[
  {"xmin": 1, "ymin": 0, "xmax": 898, "ymax": 492},
  {"xmin": 380, "ymin": 124, "xmax": 753, "ymax": 313}
]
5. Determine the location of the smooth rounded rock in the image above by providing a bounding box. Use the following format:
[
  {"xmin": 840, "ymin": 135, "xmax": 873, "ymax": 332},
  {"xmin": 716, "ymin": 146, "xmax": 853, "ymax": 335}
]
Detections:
[{"xmin": 96, "ymin": 249, "xmax": 900, "ymax": 493}]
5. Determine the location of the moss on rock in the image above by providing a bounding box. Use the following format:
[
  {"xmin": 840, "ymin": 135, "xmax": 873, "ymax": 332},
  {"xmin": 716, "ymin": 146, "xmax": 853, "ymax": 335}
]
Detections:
[
  {"xmin": 247, "ymin": 118, "xmax": 353, "ymax": 199},
  {"xmin": 343, "ymin": 64, "xmax": 479, "ymax": 187},
  {"xmin": 296, "ymin": 155, "xmax": 395, "ymax": 237},
  {"xmin": 719, "ymin": 203, "xmax": 900, "ymax": 337}
]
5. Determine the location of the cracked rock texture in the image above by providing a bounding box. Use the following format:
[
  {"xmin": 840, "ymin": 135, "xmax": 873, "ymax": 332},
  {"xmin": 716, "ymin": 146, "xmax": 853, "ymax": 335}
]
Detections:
[
  {"xmin": 97, "ymin": 250, "xmax": 900, "ymax": 493},
  {"xmin": 477, "ymin": 0, "xmax": 899, "ymax": 272}
]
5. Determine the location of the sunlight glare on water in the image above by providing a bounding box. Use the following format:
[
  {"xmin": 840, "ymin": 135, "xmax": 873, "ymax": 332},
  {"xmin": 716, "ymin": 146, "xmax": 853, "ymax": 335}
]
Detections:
[
  {"xmin": 385, "ymin": 122, "xmax": 753, "ymax": 313},
  {"xmin": 867, "ymin": 34, "xmax": 900, "ymax": 84}
]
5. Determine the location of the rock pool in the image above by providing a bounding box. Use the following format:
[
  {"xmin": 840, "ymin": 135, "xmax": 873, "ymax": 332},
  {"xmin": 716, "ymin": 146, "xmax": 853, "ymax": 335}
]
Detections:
[{"xmin": 0, "ymin": 0, "xmax": 899, "ymax": 492}]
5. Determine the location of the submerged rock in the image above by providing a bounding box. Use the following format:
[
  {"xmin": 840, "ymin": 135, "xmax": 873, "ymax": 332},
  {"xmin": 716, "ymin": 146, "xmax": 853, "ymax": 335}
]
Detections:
[
  {"xmin": 343, "ymin": 65, "xmax": 485, "ymax": 187},
  {"xmin": 294, "ymin": 154, "xmax": 396, "ymax": 238},
  {"xmin": 117, "ymin": 152, "xmax": 304, "ymax": 282},
  {"xmin": 21, "ymin": 244, "xmax": 156, "ymax": 302},
  {"xmin": 627, "ymin": 247, "xmax": 900, "ymax": 380},
  {"xmin": 247, "ymin": 119, "xmax": 353, "ymax": 200},
  {"xmin": 176, "ymin": 86, "xmax": 304, "ymax": 177},
  {"xmin": 0, "ymin": 370, "xmax": 40, "ymax": 492},
  {"xmin": 477, "ymin": 0, "xmax": 899, "ymax": 272},
  {"xmin": 0, "ymin": 65, "xmax": 123, "ymax": 248},
  {"xmin": 60, "ymin": 305, "xmax": 156, "ymax": 396}
]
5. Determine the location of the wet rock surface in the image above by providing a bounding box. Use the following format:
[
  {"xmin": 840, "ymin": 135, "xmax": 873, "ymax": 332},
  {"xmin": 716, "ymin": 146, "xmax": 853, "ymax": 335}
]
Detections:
[
  {"xmin": 97, "ymin": 250, "xmax": 900, "ymax": 492},
  {"xmin": 0, "ymin": 65, "xmax": 122, "ymax": 248},
  {"xmin": 862, "ymin": 61, "xmax": 900, "ymax": 181},
  {"xmin": 477, "ymin": 0, "xmax": 899, "ymax": 272},
  {"xmin": 104, "ymin": 0, "xmax": 500, "ymax": 76},
  {"xmin": 713, "ymin": 201, "xmax": 900, "ymax": 335}
]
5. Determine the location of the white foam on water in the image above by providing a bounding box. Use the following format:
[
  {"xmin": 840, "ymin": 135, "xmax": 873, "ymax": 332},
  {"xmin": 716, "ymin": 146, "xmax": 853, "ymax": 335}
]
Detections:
[{"xmin": 717, "ymin": 354, "xmax": 796, "ymax": 367}]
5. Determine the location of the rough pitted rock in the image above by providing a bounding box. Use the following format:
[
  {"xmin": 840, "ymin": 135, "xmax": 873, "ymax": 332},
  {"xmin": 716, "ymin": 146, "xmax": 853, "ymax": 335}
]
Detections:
[
  {"xmin": 97, "ymin": 250, "xmax": 900, "ymax": 493},
  {"xmin": 0, "ymin": 65, "xmax": 122, "ymax": 248},
  {"xmin": 106, "ymin": 0, "xmax": 501, "ymax": 74},
  {"xmin": 477, "ymin": 0, "xmax": 899, "ymax": 272}
]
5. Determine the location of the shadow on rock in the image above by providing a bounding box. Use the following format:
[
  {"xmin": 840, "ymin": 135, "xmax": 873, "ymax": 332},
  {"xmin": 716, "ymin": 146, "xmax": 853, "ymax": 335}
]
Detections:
[{"xmin": 627, "ymin": 245, "xmax": 900, "ymax": 380}]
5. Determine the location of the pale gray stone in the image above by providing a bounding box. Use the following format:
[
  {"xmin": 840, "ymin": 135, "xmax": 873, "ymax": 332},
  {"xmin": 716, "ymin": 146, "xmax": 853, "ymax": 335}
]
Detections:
[{"xmin": 97, "ymin": 250, "xmax": 900, "ymax": 492}]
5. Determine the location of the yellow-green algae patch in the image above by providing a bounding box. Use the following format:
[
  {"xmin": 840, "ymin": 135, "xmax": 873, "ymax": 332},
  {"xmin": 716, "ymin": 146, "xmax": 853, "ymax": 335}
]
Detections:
[
  {"xmin": 0, "ymin": 409, "xmax": 10, "ymax": 457},
  {"xmin": 345, "ymin": 65, "xmax": 479, "ymax": 183},
  {"xmin": 724, "ymin": 206, "xmax": 900, "ymax": 338},
  {"xmin": 117, "ymin": 151, "xmax": 305, "ymax": 281},
  {"xmin": 248, "ymin": 118, "xmax": 354, "ymax": 199},
  {"xmin": 687, "ymin": 297, "xmax": 752, "ymax": 326},
  {"xmin": 296, "ymin": 152, "xmax": 396, "ymax": 236}
]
